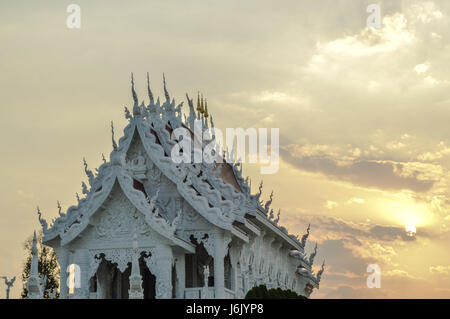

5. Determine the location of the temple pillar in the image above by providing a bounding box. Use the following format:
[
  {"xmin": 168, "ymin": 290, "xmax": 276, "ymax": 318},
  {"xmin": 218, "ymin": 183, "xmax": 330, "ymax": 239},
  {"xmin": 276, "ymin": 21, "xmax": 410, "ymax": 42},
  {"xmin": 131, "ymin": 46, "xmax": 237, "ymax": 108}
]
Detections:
[
  {"xmin": 229, "ymin": 243, "xmax": 241, "ymax": 295},
  {"xmin": 174, "ymin": 252, "xmax": 185, "ymax": 299},
  {"xmin": 213, "ymin": 230, "xmax": 231, "ymax": 298},
  {"xmin": 146, "ymin": 244, "xmax": 173, "ymax": 299},
  {"xmin": 55, "ymin": 248, "xmax": 69, "ymax": 299},
  {"xmin": 72, "ymin": 249, "xmax": 90, "ymax": 299}
]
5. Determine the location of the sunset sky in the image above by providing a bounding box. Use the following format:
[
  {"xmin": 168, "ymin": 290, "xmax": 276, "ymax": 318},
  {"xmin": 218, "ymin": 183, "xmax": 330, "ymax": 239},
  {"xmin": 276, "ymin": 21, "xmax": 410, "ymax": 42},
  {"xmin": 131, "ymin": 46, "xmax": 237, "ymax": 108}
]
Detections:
[{"xmin": 1, "ymin": 0, "xmax": 449, "ymax": 298}]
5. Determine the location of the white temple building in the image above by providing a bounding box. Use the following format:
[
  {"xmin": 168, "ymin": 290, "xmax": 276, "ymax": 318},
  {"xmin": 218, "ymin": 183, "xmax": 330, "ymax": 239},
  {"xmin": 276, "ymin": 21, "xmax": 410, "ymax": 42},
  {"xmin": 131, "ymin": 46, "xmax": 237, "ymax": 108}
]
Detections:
[{"xmin": 30, "ymin": 74, "xmax": 325, "ymax": 299}]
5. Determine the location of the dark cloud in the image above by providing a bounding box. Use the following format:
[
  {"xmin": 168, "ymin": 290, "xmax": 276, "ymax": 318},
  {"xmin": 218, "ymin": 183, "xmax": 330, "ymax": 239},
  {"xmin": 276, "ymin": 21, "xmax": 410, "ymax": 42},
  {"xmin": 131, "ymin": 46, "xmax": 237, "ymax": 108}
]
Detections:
[
  {"xmin": 280, "ymin": 146, "xmax": 436, "ymax": 192},
  {"xmin": 294, "ymin": 214, "xmax": 429, "ymax": 242}
]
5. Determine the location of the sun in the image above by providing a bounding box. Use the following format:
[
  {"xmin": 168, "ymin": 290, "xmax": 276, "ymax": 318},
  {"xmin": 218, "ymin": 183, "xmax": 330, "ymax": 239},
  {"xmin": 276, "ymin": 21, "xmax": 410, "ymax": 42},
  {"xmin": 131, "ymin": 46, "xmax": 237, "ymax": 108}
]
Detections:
[{"xmin": 405, "ymin": 223, "xmax": 416, "ymax": 237}]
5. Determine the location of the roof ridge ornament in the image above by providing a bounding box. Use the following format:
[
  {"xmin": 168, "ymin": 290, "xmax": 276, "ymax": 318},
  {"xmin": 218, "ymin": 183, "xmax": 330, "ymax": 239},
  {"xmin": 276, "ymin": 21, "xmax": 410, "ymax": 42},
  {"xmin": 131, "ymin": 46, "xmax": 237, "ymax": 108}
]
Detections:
[
  {"xmin": 57, "ymin": 200, "xmax": 64, "ymax": 217},
  {"xmin": 264, "ymin": 190, "xmax": 274, "ymax": 212},
  {"xmin": 111, "ymin": 121, "xmax": 118, "ymax": 151},
  {"xmin": 316, "ymin": 260, "xmax": 325, "ymax": 283},
  {"xmin": 83, "ymin": 157, "xmax": 95, "ymax": 185},
  {"xmin": 81, "ymin": 181, "xmax": 89, "ymax": 195},
  {"xmin": 274, "ymin": 209, "xmax": 280, "ymax": 225},
  {"xmin": 301, "ymin": 223, "xmax": 310, "ymax": 248},
  {"xmin": 204, "ymin": 98, "xmax": 209, "ymax": 118},
  {"xmin": 163, "ymin": 73, "xmax": 170, "ymax": 102},
  {"xmin": 124, "ymin": 106, "xmax": 132, "ymax": 120},
  {"xmin": 256, "ymin": 180, "xmax": 263, "ymax": 201},
  {"xmin": 308, "ymin": 242, "xmax": 317, "ymax": 265},
  {"xmin": 147, "ymin": 72, "xmax": 154, "ymax": 104},
  {"xmin": 186, "ymin": 93, "xmax": 196, "ymax": 129},
  {"xmin": 36, "ymin": 206, "xmax": 48, "ymax": 231},
  {"xmin": 131, "ymin": 72, "xmax": 138, "ymax": 106}
]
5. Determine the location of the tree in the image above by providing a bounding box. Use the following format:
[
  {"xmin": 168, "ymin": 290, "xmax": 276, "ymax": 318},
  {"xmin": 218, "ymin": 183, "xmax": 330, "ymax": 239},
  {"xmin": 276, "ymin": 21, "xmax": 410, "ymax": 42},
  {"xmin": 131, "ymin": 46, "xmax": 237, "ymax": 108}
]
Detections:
[
  {"xmin": 21, "ymin": 230, "xmax": 60, "ymax": 299},
  {"xmin": 245, "ymin": 284, "xmax": 307, "ymax": 299}
]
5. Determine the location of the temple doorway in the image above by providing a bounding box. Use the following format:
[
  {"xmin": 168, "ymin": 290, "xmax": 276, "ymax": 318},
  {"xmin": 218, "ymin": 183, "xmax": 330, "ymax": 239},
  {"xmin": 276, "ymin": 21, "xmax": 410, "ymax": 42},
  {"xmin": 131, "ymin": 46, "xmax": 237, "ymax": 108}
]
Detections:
[{"xmin": 91, "ymin": 254, "xmax": 156, "ymax": 299}]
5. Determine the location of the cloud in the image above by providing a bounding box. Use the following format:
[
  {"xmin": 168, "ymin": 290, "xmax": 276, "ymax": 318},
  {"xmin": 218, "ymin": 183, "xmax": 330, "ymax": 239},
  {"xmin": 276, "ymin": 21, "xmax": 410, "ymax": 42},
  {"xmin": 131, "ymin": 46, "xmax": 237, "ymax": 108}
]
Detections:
[
  {"xmin": 280, "ymin": 143, "xmax": 438, "ymax": 192},
  {"xmin": 324, "ymin": 200, "xmax": 338, "ymax": 209},
  {"xmin": 429, "ymin": 265, "xmax": 450, "ymax": 275},
  {"xmin": 348, "ymin": 197, "xmax": 365, "ymax": 204},
  {"xmin": 319, "ymin": 13, "xmax": 415, "ymax": 57}
]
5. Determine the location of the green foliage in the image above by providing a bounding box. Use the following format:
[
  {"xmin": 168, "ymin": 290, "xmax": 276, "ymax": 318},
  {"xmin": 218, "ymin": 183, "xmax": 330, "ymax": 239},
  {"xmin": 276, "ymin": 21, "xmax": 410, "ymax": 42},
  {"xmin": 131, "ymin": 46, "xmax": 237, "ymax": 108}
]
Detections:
[
  {"xmin": 21, "ymin": 231, "xmax": 60, "ymax": 299},
  {"xmin": 245, "ymin": 285, "xmax": 307, "ymax": 299}
]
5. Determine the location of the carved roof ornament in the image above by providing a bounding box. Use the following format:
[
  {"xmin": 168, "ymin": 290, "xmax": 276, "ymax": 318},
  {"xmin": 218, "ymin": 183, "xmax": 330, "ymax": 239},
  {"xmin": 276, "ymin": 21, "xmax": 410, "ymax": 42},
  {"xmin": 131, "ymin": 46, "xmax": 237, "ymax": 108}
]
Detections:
[
  {"xmin": 81, "ymin": 181, "xmax": 89, "ymax": 195},
  {"xmin": 83, "ymin": 157, "xmax": 95, "ymax": 185},
  {"xmin": 257, "ymin": 181, "xmax": 263, "ymax": 198},
  {"xmin": 36, "ymin": 206, "xmax": 48, "ymax": 231},
  {"xmin": 111, "ymin": 121, "xmax": 118, "ymax": 151},
  {"xmin": 163, "ymin": 73, "xmax": 170, "ymax": 102},
  {"xmin": 308, "ymin": 242, "xmax": 317, "ymax": 265},
  {"xmin": 316, "ymin": 260, "xmax": 325, "ymax": 283},
  {"xmin": 186, "ymin": 93, "xmax": 196, "ymax": 129},
  {"xmin": 57, "ymin": 200, "xmax": 64, "ymax": 217},
  {"xmin": 204, "ymin": 99, "xmax": 209, "ymax": 118},
  {"xmin": 274, "ymin": 209, "xmax": 281, "ymax": 225},
  {"xmin": 268, "ymin": 208, "xmax": 274, "ymax": 220},
  {"xmin": 301, "ymin": 224, "xmax": 311, "ymax": 248},
  {"xmin": 131, "ymin": 72, "xmax": 138, "ymax": 106},
  {"xmin": 147, "ymin": 72, "xmax": 154, "ymax": 105},
  {"xmin": 124, "ymin": 106, "xmax": 132, "ymax": 120},
  {"xmin": 264, "ymin": 190, "xmax": 274, "ymax": 212}
]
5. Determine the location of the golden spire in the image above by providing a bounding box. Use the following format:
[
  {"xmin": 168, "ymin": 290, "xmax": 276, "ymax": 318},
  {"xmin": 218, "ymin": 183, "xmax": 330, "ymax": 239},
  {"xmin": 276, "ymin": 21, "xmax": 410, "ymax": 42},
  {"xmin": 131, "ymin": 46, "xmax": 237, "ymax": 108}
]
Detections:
[
  {"xmin": 204, "ymin": 99, "xmax": 209, "ymax": 118},
  {"xmin": 200, "ymin": 94, "xmax": 205, "ymax": 114},
  {"xmin": 196, "ymin": 91, "xmax": 201, "ymax": 112}
]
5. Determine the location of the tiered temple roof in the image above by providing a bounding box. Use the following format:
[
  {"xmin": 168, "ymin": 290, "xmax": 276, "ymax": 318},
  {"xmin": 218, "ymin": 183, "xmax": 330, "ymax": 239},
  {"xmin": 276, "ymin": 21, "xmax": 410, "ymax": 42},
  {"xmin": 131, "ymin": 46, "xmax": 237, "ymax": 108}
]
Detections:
[{"xmin": 38, "ymin": 73, "xmax": 324, "ymax": 287}]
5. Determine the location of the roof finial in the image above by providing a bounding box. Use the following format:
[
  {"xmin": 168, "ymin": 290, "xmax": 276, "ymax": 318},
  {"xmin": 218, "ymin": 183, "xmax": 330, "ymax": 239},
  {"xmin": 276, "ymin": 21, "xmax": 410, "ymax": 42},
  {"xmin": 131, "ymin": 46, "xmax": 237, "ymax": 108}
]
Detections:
[
  {"xmin": 316, "ymin": 260, "xmax": 325, "ymax": 283},
  {"xmin": 57, "ymin": 200, "xmax": 62, "ymax": 216},
  {"xmin": 102, "ymin": 153, "xmax": 106, "ymax": 163},
  {"xmin": 274, "ymin": 209, "xmax": 281, "ymax": 225},
  {"xmin": 111, "ymin": 121, "xmax": 118, "ymax": 151},
  {"xmin": 36, "ymin": 206, "xmax": 48, "ymax": 231},
  {"xmin": 204, "ymin": 98, "xmax": 209, "ymax": 118},
  {"xmin": 264, "ymin": 190, "xmax": 274, "ymax": 212},
  {"xmin": 131, "ymin": 72, "xmax": 138, "ymax": 105},
  {"xmin": 301, "ymin": 224, "xmax": 311, "ymax": 248},
  {"xmin": 83, "ymin": 157, "xmax": 94, "ymax": 184},
  {"xmin": 124, "ymin": 106, "xmax": 132, "ymax": 120},
  {"xmin": 196, "ymin": 92, "xmax": 202, "ymax": 112},
  {"xmin": 163, "ymin": 73, "xmax": 170, "ymax": 102},
  {"xmin": 147, "ymin": 72, "xmax": 154, "ymax": 104},
  {"xmin": 81, "ymin": 181, "xmax": 88, "ymax": 195},
  {"xmin": 309, "ymin": 242, "xmax": 318, "ymax": 265},
  {"xmin": 200, "ymin": 94, "xmax": 205, "ymax": 114}
]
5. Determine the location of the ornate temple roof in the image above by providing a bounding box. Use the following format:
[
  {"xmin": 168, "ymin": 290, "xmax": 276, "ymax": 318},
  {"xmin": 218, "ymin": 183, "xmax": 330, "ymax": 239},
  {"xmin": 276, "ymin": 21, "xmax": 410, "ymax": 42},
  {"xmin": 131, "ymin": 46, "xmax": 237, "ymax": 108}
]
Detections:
[{"xmin": 38, "ymin": 74, "xmax": 322, "ymax": 280}]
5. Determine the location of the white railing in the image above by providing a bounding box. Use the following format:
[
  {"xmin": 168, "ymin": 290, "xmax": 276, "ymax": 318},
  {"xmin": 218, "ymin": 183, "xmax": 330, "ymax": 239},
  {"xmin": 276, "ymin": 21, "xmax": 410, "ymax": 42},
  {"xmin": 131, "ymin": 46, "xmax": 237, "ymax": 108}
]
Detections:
[
  {"xmin": 224, "ymin": 288, "xmax": 235, "ymax": 299},
  {"xmin": 184, "ymin": 287, "xmax": 215, "ymax": 299}
]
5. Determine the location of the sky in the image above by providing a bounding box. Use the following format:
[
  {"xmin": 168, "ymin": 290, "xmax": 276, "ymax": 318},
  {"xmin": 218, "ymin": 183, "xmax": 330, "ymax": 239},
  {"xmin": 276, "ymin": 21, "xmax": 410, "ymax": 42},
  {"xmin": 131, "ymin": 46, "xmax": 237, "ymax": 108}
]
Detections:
[{"xmin": 0, "ymin": 0, "xmax": 449, "ymax": 298}]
